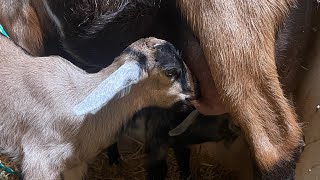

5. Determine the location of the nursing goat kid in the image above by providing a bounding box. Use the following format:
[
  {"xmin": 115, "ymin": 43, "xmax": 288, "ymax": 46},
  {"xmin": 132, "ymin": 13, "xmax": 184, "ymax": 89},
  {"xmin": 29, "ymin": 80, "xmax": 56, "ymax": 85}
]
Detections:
[
  {"xmin": 107, "ymin": 111, "xmax": 239, "ymax": 180},
  {"xmin": 0, "ymin": 36, "xmax": 194, "ymax": 180}
]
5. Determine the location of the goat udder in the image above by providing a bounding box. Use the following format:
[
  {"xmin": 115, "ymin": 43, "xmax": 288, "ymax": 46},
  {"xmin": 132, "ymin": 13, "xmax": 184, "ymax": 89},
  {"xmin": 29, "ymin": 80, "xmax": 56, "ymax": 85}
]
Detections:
[{"xmin": 180, "ymin": 28, "xmax": 226, "ymax": 116}]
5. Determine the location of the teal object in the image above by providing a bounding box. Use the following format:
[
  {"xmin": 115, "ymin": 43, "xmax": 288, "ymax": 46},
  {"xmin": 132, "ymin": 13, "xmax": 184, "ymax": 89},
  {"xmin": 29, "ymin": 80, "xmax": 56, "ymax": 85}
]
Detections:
[
  {"xmin": 0, "ymin": 24, "xmax": 9, "ymax": 38},
  {"xmin": 0, "ymin": 162, "xmax": 14, "ymax": 174}
]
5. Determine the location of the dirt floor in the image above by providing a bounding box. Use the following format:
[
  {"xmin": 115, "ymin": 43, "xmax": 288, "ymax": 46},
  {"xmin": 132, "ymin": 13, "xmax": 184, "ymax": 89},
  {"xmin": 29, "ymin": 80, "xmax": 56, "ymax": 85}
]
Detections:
[
  {"xmin": 294, "ymin": 29, "xmax": 320, "ymax": 179},
  {"xmin": 0, "ymin": 136, "xmax": 236, "ymax": 180}
]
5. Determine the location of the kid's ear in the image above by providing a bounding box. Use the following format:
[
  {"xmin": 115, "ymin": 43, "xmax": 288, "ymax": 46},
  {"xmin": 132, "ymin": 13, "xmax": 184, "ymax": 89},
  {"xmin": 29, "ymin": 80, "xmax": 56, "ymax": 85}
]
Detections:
[
  {"xmin": 73, "ymin": 61, "xmax": 142, "ymax": 116},
  {"xmin": 169, "ymin": 110, "xmax": 199, "ymax": 136}
]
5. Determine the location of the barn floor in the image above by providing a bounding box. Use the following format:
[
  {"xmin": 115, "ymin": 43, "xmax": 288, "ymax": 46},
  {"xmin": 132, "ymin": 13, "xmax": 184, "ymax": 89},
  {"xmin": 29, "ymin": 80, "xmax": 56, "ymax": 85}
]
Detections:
[{"xmin": 0, "ymin": 136, "xmax": 236, "ymax": 180}]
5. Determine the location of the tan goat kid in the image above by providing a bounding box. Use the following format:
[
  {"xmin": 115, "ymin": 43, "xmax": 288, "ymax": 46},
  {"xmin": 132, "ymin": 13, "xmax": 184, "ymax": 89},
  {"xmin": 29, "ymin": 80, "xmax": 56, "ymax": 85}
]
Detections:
[{"xmin": 0, "ymin": 36, "xmax": 194, "ymax": 180}]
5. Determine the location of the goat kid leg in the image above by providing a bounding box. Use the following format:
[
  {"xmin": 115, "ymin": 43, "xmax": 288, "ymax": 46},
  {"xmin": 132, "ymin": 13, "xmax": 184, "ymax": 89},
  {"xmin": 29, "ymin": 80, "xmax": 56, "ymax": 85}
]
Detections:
[
  {"xmin": 172, "ymin": 146, "xmax": 191, "ymax": 180},
  {"xmin": 178, "ymin": 0, "xmax": 303, "ymax": 179},
  {"xmin": 145, "ymin": 140, "xmax": 169, "ymax": 180},
  {"xmin": 105, "ymin": 142, "xmax": 121, "ymax": 165},
  {"xmin": 22, "ymin": 151, "xmax": 62, "ymax": 180}
]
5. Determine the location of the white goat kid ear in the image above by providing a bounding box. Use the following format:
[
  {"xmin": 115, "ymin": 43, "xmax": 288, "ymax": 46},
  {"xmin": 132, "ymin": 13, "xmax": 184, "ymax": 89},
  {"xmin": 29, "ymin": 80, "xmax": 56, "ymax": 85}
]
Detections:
[
  {"xmin": 73, "ymin": 62, "xmax": 142, "ymax": 116},
  {"xmin": 168, "ymin": 110, "xmax": 199, "ymax": 136}
]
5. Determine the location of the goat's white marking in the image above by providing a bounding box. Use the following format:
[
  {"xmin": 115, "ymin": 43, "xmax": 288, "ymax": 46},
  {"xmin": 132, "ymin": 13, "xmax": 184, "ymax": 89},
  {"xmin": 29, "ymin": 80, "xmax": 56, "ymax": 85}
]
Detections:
[{"xmin": 73, "ymin": 62, "xmax": 141, "ymax": 116}]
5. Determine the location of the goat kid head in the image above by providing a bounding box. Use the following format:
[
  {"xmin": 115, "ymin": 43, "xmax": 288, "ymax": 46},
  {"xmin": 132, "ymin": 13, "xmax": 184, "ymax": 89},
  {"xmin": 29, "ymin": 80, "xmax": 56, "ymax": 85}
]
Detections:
[
  {"xmin": 169, "ymin": 111, "xmax": 240, "ymax": 146},
  {"xmin": 73, "ymin": 37, "xmax": 195, "ymax": 116}
]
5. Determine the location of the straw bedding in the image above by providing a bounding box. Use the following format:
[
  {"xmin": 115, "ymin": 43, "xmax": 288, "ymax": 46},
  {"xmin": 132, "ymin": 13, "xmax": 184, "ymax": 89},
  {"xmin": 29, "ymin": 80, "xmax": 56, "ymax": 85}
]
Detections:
[{"xmin": 0, "ymin": 136, "xmax": 236, "ymax": 180}]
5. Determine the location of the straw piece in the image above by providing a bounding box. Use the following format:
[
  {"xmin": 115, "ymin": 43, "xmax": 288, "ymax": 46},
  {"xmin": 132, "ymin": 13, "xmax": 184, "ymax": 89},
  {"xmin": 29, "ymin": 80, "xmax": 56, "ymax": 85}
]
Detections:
[{"xmin": 1, "ymin": 137, "xmax": 236, "ymax": 180}]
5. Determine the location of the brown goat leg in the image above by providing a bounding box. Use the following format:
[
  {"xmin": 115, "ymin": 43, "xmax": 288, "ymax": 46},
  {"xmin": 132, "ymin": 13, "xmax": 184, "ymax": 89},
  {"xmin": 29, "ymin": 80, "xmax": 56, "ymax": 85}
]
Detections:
[
  {"xmin": 177, "ymin": 0, "xmax": 303, "ymax": 178},
  {"xmin": 0, "ymin": 0, "xmax": 45, "ymax": 56},
  {"xmin": 178, "ymin": 23, "xmax": 226, "ymax": 115}
]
